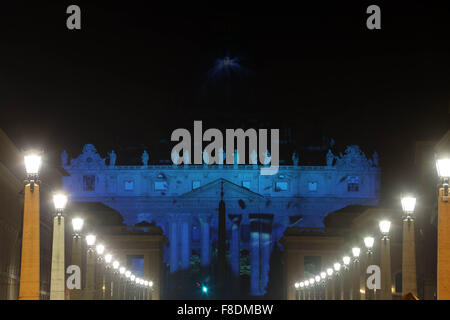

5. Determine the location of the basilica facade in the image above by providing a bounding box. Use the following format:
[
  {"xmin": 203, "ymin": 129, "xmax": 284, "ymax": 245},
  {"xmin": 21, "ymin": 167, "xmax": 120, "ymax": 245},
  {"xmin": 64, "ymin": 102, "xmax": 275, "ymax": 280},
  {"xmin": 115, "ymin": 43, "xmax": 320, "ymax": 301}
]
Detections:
[{"xmin": 62, "ymin": 144, "xmax": 380, "ymax": 297}]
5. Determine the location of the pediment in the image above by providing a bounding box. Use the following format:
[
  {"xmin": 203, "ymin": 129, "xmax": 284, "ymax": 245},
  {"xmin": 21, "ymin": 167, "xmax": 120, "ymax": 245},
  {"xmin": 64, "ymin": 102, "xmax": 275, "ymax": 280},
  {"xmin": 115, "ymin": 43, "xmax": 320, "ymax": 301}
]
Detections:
[{"xmin": 178, "ymin": 178, "xmax": 264, "ymax": 201}]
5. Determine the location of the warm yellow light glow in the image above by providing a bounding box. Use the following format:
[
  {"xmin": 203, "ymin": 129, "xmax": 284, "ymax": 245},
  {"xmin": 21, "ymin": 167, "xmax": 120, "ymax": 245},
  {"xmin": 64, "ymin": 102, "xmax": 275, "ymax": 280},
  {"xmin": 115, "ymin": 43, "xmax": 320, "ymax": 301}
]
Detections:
[
  {"xmin": 96, "ymin": 244, "xmax": 105, "ymax": 255},
  {"xmin": 360, "ymin": 289, "xmax": 365, "ymax": 294},
  {"xmin": 119, "ymin": 267, "xmax": 126, "ymax": 274},
  {"xmin": 379, "ymin": 220, "xmax": 391, "ymax": 234},
  {"xmin": 24, "ymin": 154, "xmax": 42, "ymax": 175},
  {"xmin": 72, "ymin": 218, "xmax": 84, "ymax": 232},
  {"xmin": 343, "ymin": 256, "xmax": 350, "ymax": 265},
  {"xmin": 364, "ymin": 236, "xmax": 374, "ymax": 249},
  {"xmin": 327, "ymin": 268, "xmax": 333, "ymax": 276},
  {"xmin": 401, "ymin": 196, "xmax": 416, "ymax": 214},
  {"xmin": 352, "ymin": 247, "xmax": 360, "ymax": 258},
  {"xmin": 86, "ymin": 234, "xmax": 96, "ymax": 246},
  {"xmin": 436, "ymin": 158, "xmax": 450, "ymax": 178},
  {"xmin": 113, "ymin": 260, "xmax": 120, "ymax": 269},
  {"xmin": 105, "ymin": 253, "xmax": 113, "ymax": 264}
]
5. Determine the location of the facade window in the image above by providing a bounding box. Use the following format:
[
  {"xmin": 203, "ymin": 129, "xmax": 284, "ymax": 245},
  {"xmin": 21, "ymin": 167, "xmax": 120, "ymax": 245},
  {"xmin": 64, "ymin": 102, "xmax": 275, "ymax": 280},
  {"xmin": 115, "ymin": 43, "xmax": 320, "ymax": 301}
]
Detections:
[
  {"xmin": 83, "ymin": 175, "xmax": 95, "ymax": 191},
  {"xmin": 192, "ymin": 180, "xmax": 201, "ymax": 190},
  {"xmin": 275, "ymin": 181, "xmax": 288, "ymax": 192},
  {"xmin": 242, "ymin": 181, "xmax": 251, "ymax": 189},
  {"xmin": 124, "ymin": 180, "xmax": 134, "ymax": 191},
  {"xmin": 154, "ymin": 181, "xmax": 168, "ymax": 191},
  {"xmin": 347, "ymin": 176, "xmax": 360, "ymax": 192},
  {"xmin": 308, "ymin": 181, "xmax": 317, "ymax": 191}
]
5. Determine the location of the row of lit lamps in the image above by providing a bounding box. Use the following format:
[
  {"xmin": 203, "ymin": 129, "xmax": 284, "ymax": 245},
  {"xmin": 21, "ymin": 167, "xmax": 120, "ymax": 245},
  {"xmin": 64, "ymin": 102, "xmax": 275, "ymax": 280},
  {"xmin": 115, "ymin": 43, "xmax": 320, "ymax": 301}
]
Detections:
[
  {"xmin": 55, "ymin": 193, "xmax": 154, "ymax": 292},
  {"xmin": 294, "ymin": 196, "xmax": 416, "ymax": 296}
]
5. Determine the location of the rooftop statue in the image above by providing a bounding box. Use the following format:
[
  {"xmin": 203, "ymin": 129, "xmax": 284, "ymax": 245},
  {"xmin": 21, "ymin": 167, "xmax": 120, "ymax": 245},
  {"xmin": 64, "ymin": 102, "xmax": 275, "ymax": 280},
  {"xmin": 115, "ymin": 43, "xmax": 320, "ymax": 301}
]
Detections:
[
  {"xmin": 108, "ymin": 150, "xmax": 117, "ymax": 167},
  {"xmin": 372, "ymin": 151, "xmax": 379, "ymax": 167},
  {"xmin": 61, "ymin": 150, "xmax": 68, "ymax": 167},
  {"xmin": 292, "ymin": 151, "xmax": 299, "ymax": 166},
  {"xmin": 142, "ymin": 150, "xmax": 149, "ymax": 166},
  {"xmin": 326, "ymin": 149, "xmax": 334, "ymax": 167},
  {"xmin": 335, "ymin": 145, "xmax": 371, "ymax": 170}
]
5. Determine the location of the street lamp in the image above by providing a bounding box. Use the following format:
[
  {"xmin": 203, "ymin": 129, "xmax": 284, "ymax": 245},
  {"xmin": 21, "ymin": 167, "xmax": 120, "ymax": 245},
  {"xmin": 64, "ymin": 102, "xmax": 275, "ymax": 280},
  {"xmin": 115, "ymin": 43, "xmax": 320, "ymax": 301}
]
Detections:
[
  {"xmin": 84, "ymin": 234, "xmax": 96, "ymax": 300},
  {"xmin": 379, "ymin": 220, "xmax": 392, "ymax": 300},
  {"xmin": 401, "ymin": 195, "xmax": 418, "ymax": 297},
  {"xmin": 49, "ymin": 193, "xmax": 68, "ymax": 300},
  {"xmin": 70, "ymin": 217, "xmax": 84, "ymax": 300},
  {"xmin": 436, "ymin": 153, "xmax": 450, "ymax": 299},
  {"xmin": 352, "ymin": 247, "xmax": 361, "ymax": 300},
  {"xmin": 19, "ymin": 152, "xmax": 42, "ymax": 300},
  {"xmin": 104, "ymin": 253, "xmax": 113, "ymax": 300},
  {"xmin": 95, "ymin": 244, "xmax": 105, "ymax": 300},
  {"xmin": 342, "ymin": 256, "xmax": 351, "ymax": 300},
  {"xmin": 112, "ymin": 261, "xmax": 120, "ymax": 300},
  {"xmin": 364, "ymin": 236, "xmax": 375, "ymax": 300}
]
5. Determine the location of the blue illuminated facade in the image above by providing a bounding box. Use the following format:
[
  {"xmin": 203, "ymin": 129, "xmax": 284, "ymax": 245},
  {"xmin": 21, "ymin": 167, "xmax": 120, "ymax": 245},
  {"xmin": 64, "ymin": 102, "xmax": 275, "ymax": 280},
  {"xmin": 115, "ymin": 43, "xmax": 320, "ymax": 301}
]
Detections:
[{"xmin": 62, "ymin": 144, "xmax": 380, "ymax": 296}]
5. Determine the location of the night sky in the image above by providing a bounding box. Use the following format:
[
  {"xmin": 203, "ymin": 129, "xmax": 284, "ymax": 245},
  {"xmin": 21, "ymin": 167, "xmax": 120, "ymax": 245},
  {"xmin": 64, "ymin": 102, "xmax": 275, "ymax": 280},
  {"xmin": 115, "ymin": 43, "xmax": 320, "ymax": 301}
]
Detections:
[{"xmin": 1, "ymin": 2, "xmax": 449, "ymax": 205}]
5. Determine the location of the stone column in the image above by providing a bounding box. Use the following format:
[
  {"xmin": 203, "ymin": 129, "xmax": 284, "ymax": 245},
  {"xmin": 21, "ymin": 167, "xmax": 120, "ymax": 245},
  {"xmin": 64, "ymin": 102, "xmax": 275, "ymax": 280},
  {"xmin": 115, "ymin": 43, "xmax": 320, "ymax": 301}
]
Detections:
[
  {"xmin": 380, "ymin": 236, "xmax": 392, "ymax": 300},
  {"xmin": 95, "ymin": 256, "xmax": 104, "ymax": 299},
  {"xmin": 50, "ymin": 215, "xmax": 65, "ymax": 300},
  {"xmin": 84, "ymin": 246, "xmax": 96, "ymax": 300},
  {"xmin": 365, "ymin": 251, "xmax": 375, "ymax": 300},
  {"xmin": 169, "ymin": 218, "xmax": 179, "ymax": 273},
  {"xmin": 180, "ymin": 216, "xmax": 191, "ymax": 270},
  {"xmin": 104, "ymin": 266, "xmax": 112, "ymax": 300},
  {"xmin": 438, "ymin": 188, "xmax": 450, "ymax": 299},
  {"xmin": 19, "ymin": 183, "xmax": 40, "ymax": 300},
  {"xmin": 228, "ymin": 215, "xmax": 242, "ymax": 277},
  {"xmin": 70, "ymin": 235, "xmax": 82, "ymax": 300},
  {"xmin": 352, "ymin": 258, "xmax": 361, "ymax": 300},
  {"xmin": 199, "ymin": 215, "xmax": 211, "ymax": 268},
  {"xmin": 250, "ymin": 229, "xmax": 261, "ymax": 296},
  {"xmin": 343, "ymin": 267, "xmax": 351, "ymax": 300},
  {"xmin": 402, "ymin": 217, "xmax": 417, "ymax": 296}
]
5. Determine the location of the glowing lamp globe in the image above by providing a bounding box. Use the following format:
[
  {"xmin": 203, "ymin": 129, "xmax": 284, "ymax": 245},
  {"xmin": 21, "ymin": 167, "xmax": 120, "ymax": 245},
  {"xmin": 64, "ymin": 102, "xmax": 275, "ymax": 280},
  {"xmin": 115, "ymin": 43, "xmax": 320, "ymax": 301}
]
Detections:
[
  {"xmin": 86, "ymin": 234, "xmax": 96, "ymax": 246},
  {"xmin": 309, "ymin": 278, "xmax": 315, "ymax": 285},
  {"xmin": 401, "ymin": 196, "xmax": 416, "ymax": 214},
  {"xmin": 24, "ymin": 154, "xmax": 42, "ymax": 175},
  {"xmin": 327, "ymin": 268, "xmax": 333, "ymax": 276},
  {"xmin": 343, "ymin": 256, "xmax": 351, "ymax": 266},
  {"xmin": 53, "ymin": 193, "xmax": 68, "ymax": 210},
  {"xmin": 364, "ymin": 236, "xmax": 375, "ymax": 249},
  {"xmin": 315, "ymin": 275, "xmax": 321, "ymax": 283},
  {"xmin": 149, "ymin": 281, "xmax": 153, "ymax": 287},
  {"xmin": 96, "ymin": 244, "xmax": 105, "ymax": 255},
  {"xmin": 105, "ymin": 254, "xmax": 113, "ymax": 264},
  {"xmin": 352, "ymin": 247, "xmax": 361, "ymax": 258},
  {"xmin": 334, "ymin": 262, "xmax": 341, "ymax": 272},
  {"xmin": 125, "ymin": 271, "xmax": 131, "ymax": 278},
  {"xmin": 379, "ymin": 220, "xmax": 391, "ymax": 234},
  {"xmin": 436, "ymin": 157, "xmax": 450, "ymax": 178},
  {"xmin": 299, "ymin": 282, "xmax": 304, "ymax": 288},
  {"xmin": 305, "ymin": 280, "xmax": 309, "ymax": 287},
  {"xmin": 294, "ymin": 282, "xmax": 299, "ymax": 289},
  {"xmin": 112, "ymin": 261, "xmax": 120, "ymax": 269},
  {"xmin": 119, "ymin": 267, "xmax": 126, "ymax": 274},
  {"xmin": 72, "ymin": 218, "xmax": 84, "ymax": 232},
  {"xmin": 130, "ymin": 275, "xmax": 135, "ymax": 281},
  {"xmin": 320, "ymin": 272, "xmax": 326, "ymax": 279}
]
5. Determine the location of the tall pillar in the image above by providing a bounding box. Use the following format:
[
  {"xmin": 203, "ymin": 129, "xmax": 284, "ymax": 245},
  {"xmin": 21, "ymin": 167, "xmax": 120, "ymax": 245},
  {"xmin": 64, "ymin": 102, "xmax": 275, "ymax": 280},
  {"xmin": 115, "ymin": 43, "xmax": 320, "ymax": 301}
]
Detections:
[
  {"xmin": 402, "ymin": 218, "xmax": 417, "ymax": 296},
  {"xmin": 95, "ymin": 256, "xmax": 104, "ymax": 300},
  {"xmin": 104, "ymin": 267, "xmax": 112, "ymax": 300},
  {"xmin": 352, "ymin": 258, "xmax": 361, "ymax": 300},
  {"xmin": 70, "ymin": 235, "xmax": 82, "ymax": 300},
  {"xmin": 84, "ymin": 246, "xmax": 96, "ymax": 300},
  {"xmin": 199, "ymin": 215, "xmax": 211, "ymax": 268},
  {"xmin": 19, "ymin": 184, "xmax": 40, "ymax": 300},
  {"xmin": 169, "ymin": 218, "xmax": 179, "ymax": 273},
  {"xmin": 438, "ymin": 188, "xmax": 450, "ymax": 299},
  {"xmin": 250, "ymin": 229, "xmax": 261, "ymax": 296},
  {"xmin": 334, "ymin": 273, "xmax": 342, "ymax": 300},
  {"xmin": 342, "ymin": 267, "xmax": 351, "ymax": 300},
  {"xmin": 260, "ymin": 232, "xmax": 272, "ymax": 293},
  {"xmin": 229, "ymin": 215, "xmax": 242, "ymax": 277},
  {"xmin": 380, "ymin": 236, "xmax": 392, "ymax": 300},
  {"xmin": 365, "ymin": 251, "xmax": 375, "ymax": 300},
  {"xmin": 180, "ymin": 216, "xmax": 191, "ymax": 270},
  {"xmin": 50, "ymin": 215, "xmax": 65, "ymax": 300}
]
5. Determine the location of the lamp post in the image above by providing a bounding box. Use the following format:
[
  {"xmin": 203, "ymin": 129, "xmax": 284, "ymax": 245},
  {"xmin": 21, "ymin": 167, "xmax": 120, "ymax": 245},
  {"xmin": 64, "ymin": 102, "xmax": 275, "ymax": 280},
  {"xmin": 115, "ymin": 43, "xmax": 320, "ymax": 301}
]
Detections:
[
  {"xmin": 342, "ymin": 256, "xmax": 351, "ymax": 300},
  {"xmin": 119, "ymin": 267, "xmax": 126, "ymax": 300},
  {"xmin": 294, "ymin": 282, "xmax": 300, "ymax": 300},
  {"xmin": 333, "ymin": 262, "xmax": 342, "ymax": 300},
  {"xmin": 135, "ymin": 278, "xmax": 141, "ymax": 300},
  {"xmin": 19, "ymin": 153, "xmax": 42, "ymax": 300},
  {"xmin": 95, "ymin": 244, "xmax": 105, "ymax": 299},
  {"xmin": 144, "ymin": 280, "xmax": 149, "ymax": 300},
  {"xmin": 148, "ymin": 280, "xmax": 153, "ymax": 300},
  {"xmin": 299, "ymin": 282, "xmax": 305, "ymax": 300},
  {"xmin": 351, "ymin": 247, "xmax": 361, "ymax": 300},
  {"xmin": 104, "ymin": 253, "xmax": 113, "ymax": 300},
  {"xmin": 309, "ymin": 278, "xmax": 315, "ymax": 300},
  {"xmin": 84, "ymin": 235, "xmax": 96, "ymax": 300},
  {"xmin": 125, "ymin": 271, "xmax": 131, "ymax": 300},
  {"xmin": 130, "ymin": 274, "xmax": 136, "ymax": 300},
  {"xmin": 401, "ymin": 196, "xmax": 417, "ymax": 297},
  {"xmin": 364, "ymin": 236, "xmax": 375, "ymax": 300},
  {"xmin": 112, "ymin": 261, "xmax": 120, "ymax": 300},
  {"xmin": 315, "ymin": 275, "xmax": 321, "ymax": 300},
  {"xmin": 304, "ymin": 280, "xmax": 310, "ymax": 300},
  {"xmin": 320, "ymin": 272, "xmax": 326, "ymax": 300},
  {"xmin": 70, "ymin": 217, "xmax": 84, "ymax": 300},
  {"xmin": 326, "ymin": 268, "xmax": 333, "ymax": 300},
  {"xmin": 436, "ymin": 155, "xmax": 450, "ymax": 299},
  {"xmin": 50, "ymin": 193, "xmax": 68, "ymax": 300},
  {"xmin": 379, "ymin": 220, "xmax": 392, "ymax": 300}
]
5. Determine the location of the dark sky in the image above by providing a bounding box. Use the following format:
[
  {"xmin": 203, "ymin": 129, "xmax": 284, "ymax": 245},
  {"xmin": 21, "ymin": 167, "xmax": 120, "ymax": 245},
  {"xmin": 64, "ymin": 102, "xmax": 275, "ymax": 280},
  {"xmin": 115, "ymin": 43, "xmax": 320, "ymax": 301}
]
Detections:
[{"xmin": 1, "ymin": 2, "xmax": 449, "ymax": 204}]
